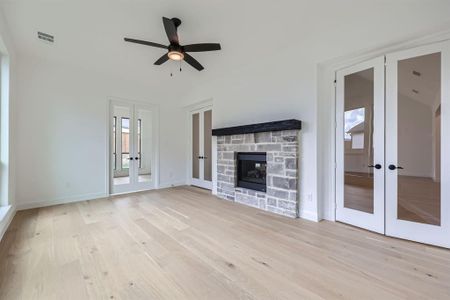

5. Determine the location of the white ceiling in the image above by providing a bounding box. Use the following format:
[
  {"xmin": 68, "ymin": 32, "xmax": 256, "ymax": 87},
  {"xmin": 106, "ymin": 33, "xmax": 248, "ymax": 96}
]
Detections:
[{"xmin": 2, "ymin": 0, "xmax": 450, "ymax": 102}]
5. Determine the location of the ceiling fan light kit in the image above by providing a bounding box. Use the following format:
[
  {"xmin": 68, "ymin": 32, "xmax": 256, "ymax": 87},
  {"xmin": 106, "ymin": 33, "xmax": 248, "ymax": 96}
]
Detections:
[
  {"xmin": 124, "ymin": 17, "xmax": 221, "ymax": 71},
  {"xmin": 168, "ymin": 51, "xmax": 184, "ymax": 61}
]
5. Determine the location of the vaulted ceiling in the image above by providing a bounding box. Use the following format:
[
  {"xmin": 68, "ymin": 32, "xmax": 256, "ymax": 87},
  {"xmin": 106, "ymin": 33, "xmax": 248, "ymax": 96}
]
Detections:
[{"xmin": 2, "ymin": 0, "xmax": 450, "ymax": 102}]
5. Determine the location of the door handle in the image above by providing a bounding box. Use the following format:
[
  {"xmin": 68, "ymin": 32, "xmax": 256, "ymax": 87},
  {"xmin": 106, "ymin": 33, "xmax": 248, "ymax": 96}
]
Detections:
[
  {"xmin": 128, "ymin": 157, "xmax": 134, "ymax": 160},
  {"xmin": 198, "ymin": 156, "xmax": 204, "ymax": 159},
  {"xmin": 388, "ymin": 164, "xmax": 404, "ymax": 170},
  {"xmin": 134, "ymin": 157, "xmax": 139, "ymax": 160},
  {"xmin": 203, "ymin": 156, "xmax": 208, "ymax": 159},
  {"xmin": 368, "ymin": 164, "xmax": 382, "ymax": 169}
]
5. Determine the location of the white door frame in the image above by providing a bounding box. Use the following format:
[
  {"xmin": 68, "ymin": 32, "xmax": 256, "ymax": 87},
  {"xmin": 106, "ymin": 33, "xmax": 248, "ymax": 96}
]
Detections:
[
  {"xmin": 385, "ymin": 41, "xmax": 450, "ymax": 248},
  {"xmin": 108, "ymin": 98, "xmax": 160, "ymax": 195},
  {"xmin": 335, "ymin": 56, "xmax": 385, "ymax": 234}
]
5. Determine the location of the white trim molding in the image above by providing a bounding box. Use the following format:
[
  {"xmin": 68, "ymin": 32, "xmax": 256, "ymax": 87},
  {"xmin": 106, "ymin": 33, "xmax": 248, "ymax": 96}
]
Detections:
[
  {"xmin": 17, "ymin": 192, "xmax": 108, "ymax": 211},
  {"xmin": 0, "ymin": 205, "xmax": 16, "ymax": 242}
]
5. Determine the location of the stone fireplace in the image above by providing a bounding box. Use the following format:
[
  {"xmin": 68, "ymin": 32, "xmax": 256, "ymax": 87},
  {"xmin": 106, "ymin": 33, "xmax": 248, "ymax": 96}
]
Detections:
[{"xmin": 213, "ymin": 120, "xmax": 301, "ymax": 218}]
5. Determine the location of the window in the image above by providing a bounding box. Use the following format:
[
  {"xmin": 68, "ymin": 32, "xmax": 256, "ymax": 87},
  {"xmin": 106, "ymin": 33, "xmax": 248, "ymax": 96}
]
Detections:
[
  {"xmin": 121, "ymin": 117, "xmax": 130, "ymax": 169},
  {"xmin": 344, "ymin": 107, "xmax": 365, "ymax": 149}
]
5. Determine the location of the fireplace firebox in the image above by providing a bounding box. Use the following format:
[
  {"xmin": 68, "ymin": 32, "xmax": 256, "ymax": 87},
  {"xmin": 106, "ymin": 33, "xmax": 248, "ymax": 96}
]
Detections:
[{"xmin": 236, "ymin": 152, "xmax": 267, "ymax": 192}]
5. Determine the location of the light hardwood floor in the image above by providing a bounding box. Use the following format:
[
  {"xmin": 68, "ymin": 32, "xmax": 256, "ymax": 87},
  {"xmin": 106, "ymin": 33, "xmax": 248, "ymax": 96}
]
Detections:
[{"xmin": 1, "ymin": 186, "xmax": 450, "ymax": 299}]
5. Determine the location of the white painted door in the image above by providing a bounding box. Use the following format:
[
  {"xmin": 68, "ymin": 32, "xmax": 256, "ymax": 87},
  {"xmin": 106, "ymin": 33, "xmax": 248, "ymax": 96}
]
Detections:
[
  {"xmin": 190, "ymin": 107, "xmax": 213, "ymax": 190},
  {"xmin": 336, "ymin": 56, "xmax": 385, "ymax": 234},
  {"xmin": 385, "ymin": 41, "xmax": 450, "ymax": 248},
  {"xmin": 111, "ymin": 101, "xmax": 157, "ymax": 194}
]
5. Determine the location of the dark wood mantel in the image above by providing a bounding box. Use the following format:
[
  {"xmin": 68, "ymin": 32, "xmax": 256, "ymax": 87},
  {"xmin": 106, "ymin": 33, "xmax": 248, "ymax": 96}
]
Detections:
[{"xmin": 212, "ymin": 119, "xmax": 302, "ymax": 136}]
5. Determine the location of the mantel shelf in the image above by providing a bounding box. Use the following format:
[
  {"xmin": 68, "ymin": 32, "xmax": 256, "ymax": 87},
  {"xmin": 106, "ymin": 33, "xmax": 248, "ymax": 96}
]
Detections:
[{"xmin": 212, "ymin": 119, "xmax": 302, "ymax": 136}]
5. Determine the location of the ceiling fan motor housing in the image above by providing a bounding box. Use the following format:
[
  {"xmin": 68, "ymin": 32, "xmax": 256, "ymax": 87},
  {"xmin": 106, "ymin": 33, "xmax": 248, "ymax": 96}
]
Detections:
[{"xmin": 172, "ymin": 18, "xmax": 182, "ymax": 28}]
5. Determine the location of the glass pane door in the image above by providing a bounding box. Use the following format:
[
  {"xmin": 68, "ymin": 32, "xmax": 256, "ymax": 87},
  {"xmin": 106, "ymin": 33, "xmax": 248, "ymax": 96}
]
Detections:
[
  {"xmin": 385, "ymin": 41, "xmax": 450, "ymax": 248},
  {"xmin": 336, "ymin": 56, "xmax": 385, "ymax": 234},
  {"xmin": 135, "ymin": 107, "xmax": 153, "ymax": 186},
  {"xmin": 111, "ymin": 101, "xmax": 156, "ymax": 194},
  {"xmin": 112, "ymin": 103, "xmax": 133, "ymax": 192},
  {"xmin": 203, "ymin": 110, "xmax": 212, "ymax": 182},
  {"xmin": 190, "ymin": 107, "xmax": 213, "ymax": 190}
]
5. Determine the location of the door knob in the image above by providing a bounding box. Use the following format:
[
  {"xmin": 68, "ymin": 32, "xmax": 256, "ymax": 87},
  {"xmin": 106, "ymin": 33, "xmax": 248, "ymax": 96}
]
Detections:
[
  {"xmin": 368, "ymin": 164, "xmax": 382, "ymax": 169},
  {"xmin": 388, "ymin": 164, "xmax": 404, "ymax": 170},
  {"xmin": 135, "ymin": 157, "xmax": 139, "ymax": 160},
  {"xmin": 128, "ymin": 157, "xmax": 134, "ymax": 160}
]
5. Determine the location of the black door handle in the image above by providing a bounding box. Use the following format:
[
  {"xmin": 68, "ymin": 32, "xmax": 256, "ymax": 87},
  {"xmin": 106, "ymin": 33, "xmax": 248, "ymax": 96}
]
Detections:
[
  {"xmin": 198, "ymin": 156, "xmax": 204, "ymax": 159},
  {"xmin": 128, "ymin": 157, "xmax": 134, "ymax": 160},
  {"xmin": 368, "ymin": 164, "xmax": 382, "ymax": 169},
  {"xmin": 388, "ymin": 164, "xmax": 404, "ymax": 170},
  {"xmin": 135, "ymin": 157, "xmax": 139, "ymax": 160}
]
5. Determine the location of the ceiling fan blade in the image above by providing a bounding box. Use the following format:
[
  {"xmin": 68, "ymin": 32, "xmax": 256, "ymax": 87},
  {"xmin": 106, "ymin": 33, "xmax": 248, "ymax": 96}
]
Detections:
[
  {"xmin": 124, "ymin": 38, "xmax": 167, "ymax": 49},
  {"xmin": 162, "ymin": 17, "xmax": 179, "ymax": 44},
  {"xmin": 184, "ymin": 53, "xmax": 204, "ymax": 71},
  {"xmin": 183, "ymin": 43, "xmax": 221, "ymax": 52},
  {"xmin": 154, "ymin": 54, "xmax": 169, "ymax": 65}
]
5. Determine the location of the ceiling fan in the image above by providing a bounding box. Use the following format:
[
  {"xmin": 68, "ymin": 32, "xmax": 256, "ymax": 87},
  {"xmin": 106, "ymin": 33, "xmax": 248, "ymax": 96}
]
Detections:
[{"xmin": 124, "ymin": 17, "xmax": 221, "ymax": 71}]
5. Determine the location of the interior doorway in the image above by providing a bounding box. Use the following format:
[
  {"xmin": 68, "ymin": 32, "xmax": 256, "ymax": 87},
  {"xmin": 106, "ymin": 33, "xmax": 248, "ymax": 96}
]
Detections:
[
  {"xmin": 110, "ymin": 100, "xmax": 159, "ymax": 194},
  {"xmin": 336, "ymin": 41, "xmax": 450, "ymax": 248},
  {"xmin": 190, "ymin": 106, "xmax": 213, "ymax": 190}
]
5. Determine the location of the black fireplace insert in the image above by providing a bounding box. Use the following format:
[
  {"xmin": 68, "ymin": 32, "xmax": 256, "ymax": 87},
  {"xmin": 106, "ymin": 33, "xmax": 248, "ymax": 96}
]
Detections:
[{"xmin": 236, "ymin": 152, "xmax": 267, "ymax": 192}]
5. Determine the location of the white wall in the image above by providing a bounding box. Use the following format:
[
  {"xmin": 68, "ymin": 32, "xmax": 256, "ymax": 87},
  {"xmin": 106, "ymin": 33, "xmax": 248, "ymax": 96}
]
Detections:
[{"xmin": 15, "ymin": 55, "xmax": 186, "ymax": 208}]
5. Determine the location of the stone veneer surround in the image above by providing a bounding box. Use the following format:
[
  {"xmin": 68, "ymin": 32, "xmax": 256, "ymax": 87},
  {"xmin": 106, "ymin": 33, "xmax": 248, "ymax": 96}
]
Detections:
[{"xmin": 216, "ymin": 130, "xmax": 300, "ymax": 218}]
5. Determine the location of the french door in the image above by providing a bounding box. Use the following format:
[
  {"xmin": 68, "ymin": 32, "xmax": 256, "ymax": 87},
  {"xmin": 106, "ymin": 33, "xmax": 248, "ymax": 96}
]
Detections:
[
  {"xmin": 190, "ymin": 107, "xmax": 213, "ymax": 190},
  {"xmin": 385, "ymin": 41, "xmax": 450, "ymax": 248},
  {"xmin": 336, "ymin": 56, "xmax": 385, "ymax": 234},
  {"xmin": 336, "ymin": 40, "xmax": 450, "ymax": 248},
  {"xmin": 110, "ymin": 101, "xmax": 157, "ymax": 194}
]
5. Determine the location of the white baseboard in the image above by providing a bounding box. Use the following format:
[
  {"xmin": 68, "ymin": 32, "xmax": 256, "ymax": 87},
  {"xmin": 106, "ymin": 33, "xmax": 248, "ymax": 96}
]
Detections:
[
  {"xmin": 158, "ymin": 180, "xmax": 187, "ymax": 189},
  {"xmin": 299, "ymin": 209, "xmax": 319, "ymax": 222},
  {"xmin": 0, "ymin": 205, "xmax": 16, "ymax": 242},
  {"xmin": 17, "ymin": 192, "xmax": 108, "ymax": 211}
]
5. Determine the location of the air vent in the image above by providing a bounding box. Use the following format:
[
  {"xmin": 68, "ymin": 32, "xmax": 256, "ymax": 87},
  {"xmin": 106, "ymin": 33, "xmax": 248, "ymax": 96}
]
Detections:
[
  {"xmin": 412, "ymin": 70, "xmax": 421, "ymax": 77},
  {"xmin": 37, "ymin": 31, "xmax": 54, "ymax": 43}
]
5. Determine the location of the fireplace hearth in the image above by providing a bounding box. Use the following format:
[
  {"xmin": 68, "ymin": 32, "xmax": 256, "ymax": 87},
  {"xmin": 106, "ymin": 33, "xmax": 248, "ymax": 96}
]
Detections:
[{"xmin": 237, "ymin": 152, "xmax": 267, "ymax": 192}]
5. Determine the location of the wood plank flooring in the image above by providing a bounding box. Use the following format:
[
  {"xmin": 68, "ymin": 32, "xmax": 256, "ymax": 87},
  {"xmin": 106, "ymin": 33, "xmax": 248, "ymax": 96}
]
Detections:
[{"xmin": 1, "ymin": 186, "xmax": 450, "ymax": 299}]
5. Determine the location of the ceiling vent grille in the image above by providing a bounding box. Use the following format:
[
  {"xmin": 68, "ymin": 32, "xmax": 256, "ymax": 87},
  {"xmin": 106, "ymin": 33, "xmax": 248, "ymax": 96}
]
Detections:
[{"xmin": 38, "ymin": 31, "xmax": 54, "ymax": 43}]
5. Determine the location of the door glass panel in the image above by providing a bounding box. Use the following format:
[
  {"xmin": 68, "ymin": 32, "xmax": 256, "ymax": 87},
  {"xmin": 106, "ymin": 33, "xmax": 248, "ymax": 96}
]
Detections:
[
  {"xmin": 137, "ymin": 108, "xmax": 152, "ymax": 183},
  {"xmin": 397, "ymin": 53, "xmax": 441, "ymax": 225},
  {"xmin": 113, "ymin": 106, "xmax": 131, "ymax": 186},
  {"xmin": 192, "ymin": 113, "xmax": 200, "ymax": 179},
  {"xmin": 343, "ymin": 68, "xmax": 374, "ymax": 213},
  {"xmin": 203, "ymin": 110, "xmax": 212, "ymax": 181}
]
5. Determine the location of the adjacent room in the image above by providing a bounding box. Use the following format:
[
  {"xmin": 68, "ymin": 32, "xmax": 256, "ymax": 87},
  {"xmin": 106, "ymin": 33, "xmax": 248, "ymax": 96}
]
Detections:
[{"xmin": 1, "ymin": 1, "xmax": 450, "ymax": 299}]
